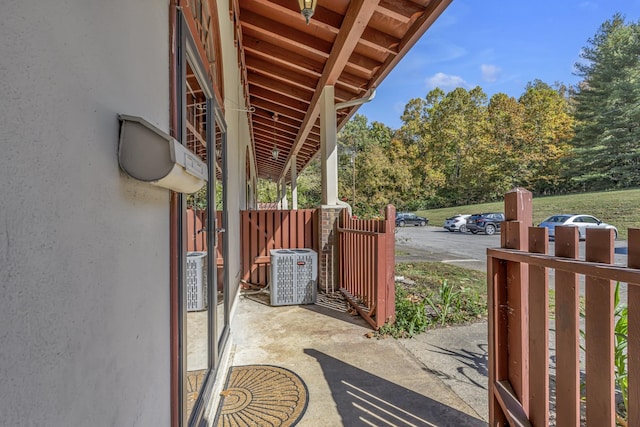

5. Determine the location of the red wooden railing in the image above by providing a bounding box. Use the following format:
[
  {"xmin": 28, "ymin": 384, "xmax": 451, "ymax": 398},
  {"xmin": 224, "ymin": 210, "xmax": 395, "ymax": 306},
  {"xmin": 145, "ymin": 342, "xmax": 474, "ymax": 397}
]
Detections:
[
  {"xmin": 338, "ymin": 205, "xmax": 396, "ymax": 330},
  {"xmin": 488, "ymin": 188, "xmax": 639, "ymax": 427},
  {"xmin": 240, "ymin": 209, "xmax": 318, "ymax": 287}
]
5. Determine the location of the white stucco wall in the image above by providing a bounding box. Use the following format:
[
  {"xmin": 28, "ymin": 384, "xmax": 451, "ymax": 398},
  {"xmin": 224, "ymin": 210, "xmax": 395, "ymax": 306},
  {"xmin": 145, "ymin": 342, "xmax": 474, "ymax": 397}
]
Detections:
[
  {"xmin": 0, "ymin": 1, "xmax": 171, "ymax": 426},
  {"xmin": 218, "ymin": 0, "xmax": 253, "ymax": 307}
]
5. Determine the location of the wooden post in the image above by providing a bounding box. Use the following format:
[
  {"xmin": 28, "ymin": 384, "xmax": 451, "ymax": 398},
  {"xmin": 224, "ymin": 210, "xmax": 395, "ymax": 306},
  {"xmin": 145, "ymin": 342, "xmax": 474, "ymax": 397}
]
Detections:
[
  {"xmin": 383, "ymin": 205, "xmax": 395, "ymax": 325},
  {"xmin": 502, "ymin": 188, "xmax": 532, "ymax": 415}
]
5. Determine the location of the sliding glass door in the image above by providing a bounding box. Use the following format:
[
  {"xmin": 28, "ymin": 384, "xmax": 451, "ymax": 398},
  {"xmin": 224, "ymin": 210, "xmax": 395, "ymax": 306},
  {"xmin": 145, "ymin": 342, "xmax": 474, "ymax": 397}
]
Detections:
[{"xmin": 176, "ymin": 12, "xmax": 228, "ymax": 426}]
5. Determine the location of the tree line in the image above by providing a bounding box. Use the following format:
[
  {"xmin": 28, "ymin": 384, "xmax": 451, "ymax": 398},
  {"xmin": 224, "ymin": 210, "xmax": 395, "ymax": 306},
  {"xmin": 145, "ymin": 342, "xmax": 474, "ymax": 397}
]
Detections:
[{"xmin": 266, "ymin": 14, "xmax": 640, "ymax": 216}]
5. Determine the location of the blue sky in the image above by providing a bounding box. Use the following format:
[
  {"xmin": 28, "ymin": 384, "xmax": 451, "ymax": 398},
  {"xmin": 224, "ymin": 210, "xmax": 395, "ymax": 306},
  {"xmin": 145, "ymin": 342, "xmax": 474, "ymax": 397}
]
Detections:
[{"xmin": 358, "ymin": 0, "xmax": 640, "ymax": 130}]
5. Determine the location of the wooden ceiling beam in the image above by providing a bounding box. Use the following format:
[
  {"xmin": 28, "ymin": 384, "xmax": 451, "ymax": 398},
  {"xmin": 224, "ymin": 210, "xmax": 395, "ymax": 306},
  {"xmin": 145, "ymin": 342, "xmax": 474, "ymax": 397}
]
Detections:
[
  {"xmin": 245, "ymin": 55, "xmax": 319, "ymax": 92},
  {"xmin": 240, "ymin": 8, "xmax": 332, "ymax": 58},
  {"xmin": 253, "ymin": 119, "xmax": 302, "ymax": 139},
  {"xmin": 250, "ymin": 74, "xmax": 315, "ymax": 101},
  {"xmin": 361, "ymin": 27, "xmax": 400, "ymax": 54},
  {"xmin": 280, "ymin": 0, "xmax": 381, "ymax": 181},
  {"xmin": 249, "ymin": 85, "xmax": 310, "ymax": 114},
  {"xmin": 242, "ymin": 34, "xmax": 325, "ymax": 76},
  {"xmin": 252, "ymin": 110, "xmax": 303, "ymax": 131},
  {"xmin": 253, "ymin": 118, "xmax": 321, "ymax": 142},
  {"xmin": 250, "ymin": 97, "xmax": 306, "ymax": 122},
  {"xmin": 346, "ymin": 52, "xmax": 383, "ymax": 77},
  {"xmin": 377, "ymin": 0, "xmax": 423, "ymax": 23}
]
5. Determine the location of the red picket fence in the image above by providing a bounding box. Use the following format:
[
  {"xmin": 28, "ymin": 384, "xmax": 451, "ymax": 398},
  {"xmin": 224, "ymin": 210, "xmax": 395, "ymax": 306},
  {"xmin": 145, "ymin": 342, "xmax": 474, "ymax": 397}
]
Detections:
[
  {"xmin": 240, "ymin": 209, "xmax": 318, "ymax": 287},
  {"xmin": 337, "ymin": 205, "xmax": 396, "ymax": 330},
  {"xmin": 488, "ymin": 188, "xmax": 639, "ymax": 427}
]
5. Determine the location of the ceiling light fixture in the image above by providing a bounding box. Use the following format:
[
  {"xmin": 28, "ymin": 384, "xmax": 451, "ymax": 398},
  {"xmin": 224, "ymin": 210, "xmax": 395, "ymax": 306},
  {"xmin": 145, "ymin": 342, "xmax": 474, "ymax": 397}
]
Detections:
[{"xmin": 298, "ymin": 0, "xmax": 317, "ymax": 24}]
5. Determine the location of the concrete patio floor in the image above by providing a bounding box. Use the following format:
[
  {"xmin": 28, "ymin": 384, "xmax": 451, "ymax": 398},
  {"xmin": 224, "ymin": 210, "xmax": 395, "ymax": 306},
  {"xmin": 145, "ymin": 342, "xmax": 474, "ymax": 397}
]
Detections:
[{"xmin": 219, "ymin": 292, "xmax": 487, "ymax": 426}]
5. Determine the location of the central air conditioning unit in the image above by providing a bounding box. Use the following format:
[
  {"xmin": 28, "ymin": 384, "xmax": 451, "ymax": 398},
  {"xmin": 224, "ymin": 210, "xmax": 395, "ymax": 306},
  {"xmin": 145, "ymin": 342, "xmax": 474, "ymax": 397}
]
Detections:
[
  {"xmin": 270, "ymin": 249, "xmax": 318, "ymax": 306},
  {"xmin": 186, "ymin": 251, "xmax": 208, "ymax": 311}
]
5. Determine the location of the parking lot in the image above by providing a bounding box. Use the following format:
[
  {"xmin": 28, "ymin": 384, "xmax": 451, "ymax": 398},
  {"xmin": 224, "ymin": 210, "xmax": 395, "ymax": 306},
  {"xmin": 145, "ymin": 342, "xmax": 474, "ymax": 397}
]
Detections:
[{"xmin": 395, "ymin": 225, "xmax": 629, "ymax": 273}]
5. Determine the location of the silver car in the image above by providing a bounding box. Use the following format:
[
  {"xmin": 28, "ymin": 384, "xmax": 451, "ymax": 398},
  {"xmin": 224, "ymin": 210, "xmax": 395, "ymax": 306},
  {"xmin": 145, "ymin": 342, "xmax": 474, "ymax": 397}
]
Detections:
[
  {"xmin": 538, "ymin": 214, "xmax": 618, "ymax": 240},
  {"xmin": 443, "ymin": 214, "xmax": 470, "ymax": 232}
]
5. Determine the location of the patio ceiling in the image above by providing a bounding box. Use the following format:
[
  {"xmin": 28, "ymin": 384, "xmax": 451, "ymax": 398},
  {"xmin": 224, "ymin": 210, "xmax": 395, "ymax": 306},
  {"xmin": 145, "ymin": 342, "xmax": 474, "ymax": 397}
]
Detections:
[{"xmin": 232, "ymin": 0, "xmax": 452, "ymax": 182}]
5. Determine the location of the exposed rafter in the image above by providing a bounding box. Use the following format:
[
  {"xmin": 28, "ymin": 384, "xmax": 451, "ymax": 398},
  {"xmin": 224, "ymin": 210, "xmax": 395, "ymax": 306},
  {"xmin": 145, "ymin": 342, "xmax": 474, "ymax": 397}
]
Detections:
[{"xmin": 233, "ymin": 0, "xmax": 453, "ymax": 183}]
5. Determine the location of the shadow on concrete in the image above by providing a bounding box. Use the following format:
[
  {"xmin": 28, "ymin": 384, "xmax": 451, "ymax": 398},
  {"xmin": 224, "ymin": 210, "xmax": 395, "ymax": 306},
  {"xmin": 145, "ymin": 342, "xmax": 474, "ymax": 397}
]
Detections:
[
  {"xmin": 423, "ymin": 343, "xmax": 488, "ymax": 390},
  {"xmin": 305, "ymin": 348, "xmax": 487, "ymax": 427},
  {"xmin": 242, "ymin": 289, "xmax": 373, "ymax": 327}
]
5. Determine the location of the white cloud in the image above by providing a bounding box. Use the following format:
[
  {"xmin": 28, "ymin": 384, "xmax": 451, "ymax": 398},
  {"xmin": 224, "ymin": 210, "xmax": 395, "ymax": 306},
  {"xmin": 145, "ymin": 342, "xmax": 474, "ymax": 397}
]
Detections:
[
  {"xmin": 481, "ymin": 64, "xmax": 501, "ymax": 82},
  {"xmin": 425, "ymin": 72, "xmax": 468, "ymax": 91},
  {"xmin": 579, "ymin": 1, "xmax": 598, "ymax": 10}
]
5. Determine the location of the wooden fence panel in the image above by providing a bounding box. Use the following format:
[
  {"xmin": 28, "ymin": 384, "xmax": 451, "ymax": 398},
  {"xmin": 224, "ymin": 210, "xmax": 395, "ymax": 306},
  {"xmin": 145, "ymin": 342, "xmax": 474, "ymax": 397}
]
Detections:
[
  {"xmin": 528, "ymin": 227, "xmax": 549, "ymax": 426},
  {"xmin": 338, "ymin": 205, "xmax": 395, "ymax": 330},
  {"xmin": 240, "ymin": 209, "xmax": 318, "ymax": 287},
  {"xmin": 628, "ymin": 228, "xmax": 640, "ymax": 427},
  {"xmin": 585, "ymin": 228, "xmax": 615, "ymax": 427},
  {"xmin": 186, "ymin": 208, "xmax": 207, "ymax": 252},
  {"xmin": 554, "ymin": 226, "xmax": 581, "ymax": 427},
  {"xmin": 489, "ymin": 190, "xmax": 639, "ymax": 427}
]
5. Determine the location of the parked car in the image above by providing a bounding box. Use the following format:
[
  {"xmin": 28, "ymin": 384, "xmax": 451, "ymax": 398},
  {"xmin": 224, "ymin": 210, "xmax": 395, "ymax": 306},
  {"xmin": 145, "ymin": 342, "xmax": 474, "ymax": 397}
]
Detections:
[
  {"xmin": 396, "ymin": 212, "xmax": 428, "ymax": 227},
  {"xmin": 443, "ymin": 214, "xmax": 471, "ymax": 232},
  {"xmin": 466, "ymin": 213, "xmax": 505, "ymax": 235},
  {"xmin": 538, "ymin": 214, "xmax": 618, "ymax": 240}
]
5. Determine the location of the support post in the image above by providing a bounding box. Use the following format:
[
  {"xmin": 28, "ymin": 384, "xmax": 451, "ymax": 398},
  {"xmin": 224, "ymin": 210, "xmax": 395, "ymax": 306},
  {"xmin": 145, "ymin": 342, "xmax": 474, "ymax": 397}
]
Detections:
[
  {"xmin": 502, "ymin": 188, "xmax": 532, "ymax": 416},
  {"xmin": 281, "ymin": 180, "xmax": 288, "ymax": 210},
  {"xmin": 291, "ymin": 155, "xmax": 298, "ymax": 210},
  {"xmin": 276, "ymin": 178, "xmax": 281, "ymax": 209},
  {"xmin": 320, "ymin": 85, "xmax": 338, "ymax": 206}
]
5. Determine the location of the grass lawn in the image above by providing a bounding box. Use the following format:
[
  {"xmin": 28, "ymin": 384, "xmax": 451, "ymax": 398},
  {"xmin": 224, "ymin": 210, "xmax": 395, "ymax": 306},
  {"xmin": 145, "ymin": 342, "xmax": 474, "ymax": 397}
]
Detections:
[{"xmin": 415, "ymin": 188, "xmax": 640, "ymax": 240}]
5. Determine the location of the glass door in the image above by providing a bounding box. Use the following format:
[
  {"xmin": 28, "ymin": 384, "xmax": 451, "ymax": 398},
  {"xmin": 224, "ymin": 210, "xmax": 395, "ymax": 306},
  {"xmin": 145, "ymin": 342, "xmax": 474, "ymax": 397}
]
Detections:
[
  {"xmin": 183, "ymin": 58, "xmax": 212, "ymax": 424},
  {"xmin": 176, "ymin": 11, "xmax": 228, "ymax": 426},
  {"xmin": 213, "ymin": 112, "xmax": 229, "ymax": 350}
]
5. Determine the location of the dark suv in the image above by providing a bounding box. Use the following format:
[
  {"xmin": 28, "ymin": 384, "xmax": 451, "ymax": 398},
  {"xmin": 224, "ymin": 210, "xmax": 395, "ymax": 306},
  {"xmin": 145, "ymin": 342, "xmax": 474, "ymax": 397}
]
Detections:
[
  {"xmin": 396, "ymin": 212, "xmax": 428, "ymax": 227},
  {"xmin": 466, "ymin": 213, "xmax": 505, "ymax": 235}
]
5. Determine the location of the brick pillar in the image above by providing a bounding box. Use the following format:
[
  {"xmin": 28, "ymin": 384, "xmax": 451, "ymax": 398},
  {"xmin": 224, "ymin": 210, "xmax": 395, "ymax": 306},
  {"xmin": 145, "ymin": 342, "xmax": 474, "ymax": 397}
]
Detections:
[{"xmin": 318, "ymin": 205, "xmax": 344, "ymax": 293}]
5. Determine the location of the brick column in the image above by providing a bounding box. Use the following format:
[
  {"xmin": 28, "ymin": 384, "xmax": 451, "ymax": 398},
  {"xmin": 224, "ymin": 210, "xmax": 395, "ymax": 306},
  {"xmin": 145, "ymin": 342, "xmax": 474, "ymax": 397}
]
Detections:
[{"xmin": 318, "ymin": 205, "xmax": 344, "ymax": 293}]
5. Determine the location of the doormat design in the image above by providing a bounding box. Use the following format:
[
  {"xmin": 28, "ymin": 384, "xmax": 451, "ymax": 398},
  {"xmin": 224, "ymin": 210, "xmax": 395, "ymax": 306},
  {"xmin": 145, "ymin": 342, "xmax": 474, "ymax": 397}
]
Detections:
[{"xmin": 215, "ymin": 365, "xmax": 308, "ymax": 427}]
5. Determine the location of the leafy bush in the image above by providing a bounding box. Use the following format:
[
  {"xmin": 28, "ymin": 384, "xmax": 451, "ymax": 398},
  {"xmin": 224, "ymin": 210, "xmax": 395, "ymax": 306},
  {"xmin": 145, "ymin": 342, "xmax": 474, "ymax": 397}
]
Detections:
[
  {"xmin": 378, "ymin": 276, "xmax": 486, "ymax": 338},
  {"xmin": 379, "ymin": 287, "xmax": 428, "ymax": 338}
]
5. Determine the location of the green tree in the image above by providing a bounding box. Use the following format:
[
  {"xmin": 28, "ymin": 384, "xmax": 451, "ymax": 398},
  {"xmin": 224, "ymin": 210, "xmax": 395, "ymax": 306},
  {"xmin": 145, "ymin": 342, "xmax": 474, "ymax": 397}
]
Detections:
[
  {"xmin": 337, "ymin": 114, "xmax": 399, "ymax": 216},
  {"xmin": 294, "ymin": 158, "xmax": 322, "ymax": 208},
  {"xmin": 485, "ymin": 92, "xmax": 526, "ymax": 196},
  {"xmin": 570, "ymin": 14, "xmax": 640, "ymax": 190},
  {"xmin": 519, "ymin": 80, "xmax": 575, "ymax": 194}
]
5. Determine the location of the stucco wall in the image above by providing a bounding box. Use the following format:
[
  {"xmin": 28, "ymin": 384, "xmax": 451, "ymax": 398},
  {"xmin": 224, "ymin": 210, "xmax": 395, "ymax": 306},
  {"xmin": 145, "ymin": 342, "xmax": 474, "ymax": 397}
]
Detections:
[
  {"xmin": 218, "ymin": 0, "xmax": 252, "ymax": 310},
  {"xmin": 0, "ymin": 1, "xmax": 171, "ymax": 426}
]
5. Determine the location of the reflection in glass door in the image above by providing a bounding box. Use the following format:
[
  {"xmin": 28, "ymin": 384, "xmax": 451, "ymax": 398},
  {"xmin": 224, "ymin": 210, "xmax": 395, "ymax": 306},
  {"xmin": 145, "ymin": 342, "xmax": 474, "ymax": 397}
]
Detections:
[
  {"xmin": 213, "ymin": 115, "xmax": 228, "ymax": 349},
  {"xmin": 176, "ymin": 12, "xmax": 228, "ymax": 426},
  {"xmin": 183, "ymin": 59, "xmax": 211, "ymax": 423}
]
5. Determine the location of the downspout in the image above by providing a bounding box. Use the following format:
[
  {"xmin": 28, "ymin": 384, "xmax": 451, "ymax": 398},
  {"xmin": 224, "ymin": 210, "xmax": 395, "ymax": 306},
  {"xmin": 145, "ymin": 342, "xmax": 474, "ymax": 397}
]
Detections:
[
  {"xmin": 335, "ymin": 87, "xmax": 376, "ymax": 111},
  {"xmin": 334, "ymin": 87, "xmax": 376, "ymax": 216}
]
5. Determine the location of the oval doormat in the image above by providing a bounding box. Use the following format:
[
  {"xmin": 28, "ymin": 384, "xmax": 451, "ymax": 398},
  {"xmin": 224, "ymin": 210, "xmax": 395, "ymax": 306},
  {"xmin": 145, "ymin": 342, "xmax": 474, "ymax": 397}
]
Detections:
[{"xmin": 215, "ymin": 365, "xmax": 308, "ymax": 427}]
